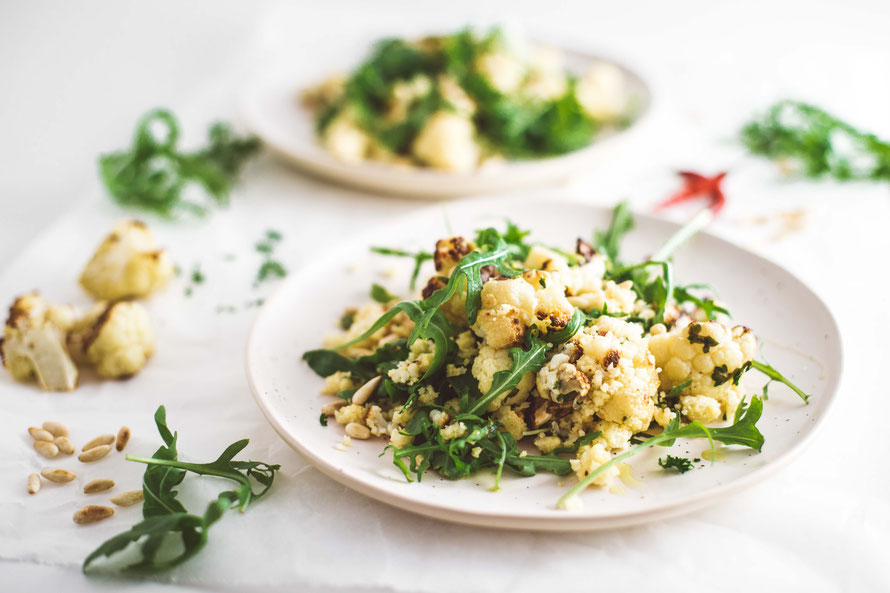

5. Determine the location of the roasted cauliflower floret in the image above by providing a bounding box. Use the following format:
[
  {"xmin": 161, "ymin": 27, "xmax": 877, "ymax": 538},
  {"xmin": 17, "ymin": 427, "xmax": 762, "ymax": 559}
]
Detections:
[
  {"xmin": 387, "ymin": 339, "xmax": 435, "ymax": 386},
  {"xmin": 1, "ymin": 294, "xmax": 78, "ymax": 391},
  {"xmin": 475, "ymin": 51, "xmax": 525, "ymax": 94},
  {"xmin": 322, "ymin": 112, "xmax": 372, "ymax": 163},
  {"xmin": 67, "ymin": 301, "xmax": 154, "ymax": 379},
  {"xmin": 433, "ymin": 236, "xmax": 475, "ymax": 275},
  {"xmin": 411, "ymin": 111, "xmax": 480, "ymax": 172},
  {"xmin": 648, "ymin": 321, "xmax": 758, "ymax": 422},
  {"xmin": 79, "ymin": 220, "xmax": 174, "ymax": 301},
  {"xmin": 576, "ymin": 62, "xmax": 627, "ymax": 122},
  {"xmin": 471, "ymin": 345, "xmax": 534, "ymax": 411},
  {"xmin": 570, "ymin": 442, "xmax": 619, "ymax": 487}
]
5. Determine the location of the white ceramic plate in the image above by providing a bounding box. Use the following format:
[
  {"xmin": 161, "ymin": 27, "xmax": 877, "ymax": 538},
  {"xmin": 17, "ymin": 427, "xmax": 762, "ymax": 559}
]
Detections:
[
  {"xmin": 246, "ymin": 197, "xmax": 842, "ymax": 531},
  {"xmin": 239, "ymin": 48, "xmax": 652, "ymax": 198}
]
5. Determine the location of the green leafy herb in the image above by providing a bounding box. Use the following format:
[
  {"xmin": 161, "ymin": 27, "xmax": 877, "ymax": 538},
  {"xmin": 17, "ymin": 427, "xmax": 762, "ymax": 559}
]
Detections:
[
  {"xmin": 339, "ymin": 310, "xmax": 356, "ymax": 330},
  {"xmin": 751, "ymin": 360, "xmax": 809, "ymax": 403},
  {"xmin": 83, "ymin": 406, "xmax": 278, "ymax": 573},
  {"xmin": 370, "ymin": 283, "xmax": 399, "ymax": 303},
  {"xmin": 256, "ymin": 261, "xmax": 287, "ymax": 283},
  {"xmin": 711, "ymin": 361, "xmax": 752, "ymax": 387},
  {"xmin": 99, "ymin": 109, "xmax": 260, "ymax": 218},
  {"xmin": 592, "ymin": 201, "xmax": 634, "ymax": 266},
  {"xmin": 742, "ymin": 100, "xmax": 890, "ymax": 183},
  {"xmin": 558, "ymin": 397, "xmax": 765, "ymax": 508},
  {"xmin": 687, "ymin": 323, "xmax": 718, "ymax": 352},
  {"xmin": 319, "ymin": 413, "xmax": 328, "ymax": 427},
  {"xmin": 674, "ymin": 284, "xmax": 730, "ymax": 320},
  {"xmin": 658, "ymin": 455, "xmax": 694, "ymax": 473},
  {"xmin": 370, "ymin": 246, "xmax": 434, "ymax": 291}
]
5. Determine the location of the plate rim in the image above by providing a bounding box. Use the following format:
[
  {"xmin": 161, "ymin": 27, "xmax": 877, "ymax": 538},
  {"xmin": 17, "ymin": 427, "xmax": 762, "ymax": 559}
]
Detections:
[
  {"xmin": 238, "ymin": 46, "xmax": 655, "ymax": 199},
  {"xmin": 245, "ymin": 197, "xmax": 843, "ymax": 531}
]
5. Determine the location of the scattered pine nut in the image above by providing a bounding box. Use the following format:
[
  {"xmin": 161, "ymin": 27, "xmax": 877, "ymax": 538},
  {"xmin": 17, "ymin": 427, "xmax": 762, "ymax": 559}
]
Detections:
[
  {"xmin": 351, "ymin": 376, "xmax": 382, "ymax": 405},
  {"xmin": 54, "ymin": 436, "xmax": 75, "ymax": 455},
  {"xmin": 115, "ymin": 426, "xmax": 130, "ymax": 452},
  {"xmin": 28, "ymin": 427, "xmax": 54, "ymax": 442},
  {"xmin": 34, "ymin": 440, "xmax": 59, "ymax": 458},
  {"xmin": 82, "ymin": 434, "xmax": 115, "ymax": 451},
  {"xmin": 110, "ymin": 490, "xmax": 144, "ymax": 507},
  {"xmin": 41, "ymin": 468, "xmax": 76, "ymax": 483},
  {"xmin": 79, "ymin": 444, "xmax": 112, "ymax": 463},
  {"xmin": 84, "ymin": 478, "xmax": 115, "ymax": 494},
  {"xmin": 321, "ymin": 400, "xmax": 347, "ymax": 415},
  {"xmin": 27, "ymin": 473, "xmax": 41, "ymax": 494},
  {"xmin": 42, "ymin": 421, "xmax": 68, "ymax": 437},
  {"xmin": 345, "ymin": 422, "xmax": 371, "ymax": 439},
  {"xmin": 73, "ymin": 505, "xmax": 114, "ymax": 525}
]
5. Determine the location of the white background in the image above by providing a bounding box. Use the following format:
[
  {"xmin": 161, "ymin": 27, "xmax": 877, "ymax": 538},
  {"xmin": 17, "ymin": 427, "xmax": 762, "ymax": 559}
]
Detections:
[{"xmin": 2, "ymin": 1, "xmax": 889, "ymax": 591}]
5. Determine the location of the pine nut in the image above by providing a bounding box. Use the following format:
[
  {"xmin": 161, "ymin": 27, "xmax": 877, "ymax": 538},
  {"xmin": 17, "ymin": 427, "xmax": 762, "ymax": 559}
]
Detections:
[
  {"xmin": 34, "ymin": 440, "xmax": 59, "ymax": 458},
  {"xmin": 82, "ymin": 434, "xmax": 115, "ymax": 451},
  {"xmin": 41, "ymin": 468, "xmax": 76, "ymax": 483},
  {"xmin": 73, "ymin": 505, "xmax": 114, "ymax": 525},
  {"xmin": 344, "ymin": 422, "xmax": 370, "ymax": 439},
  {"xmin": 28, "ymin": 427, "xmax": 54, "ymax": 442},
  {"xmin": 54, "ymin": 436, "xmax": 75, "ymax": 455},
  {"xmin": 84, "ymin": 478, "xmax": 115, "ymax": 494},
  {"xmin": 42, "ymin": 421, "xmax": 68, "ymax": 437},
  {"xmin": 321, "ymin": 400, "xmax": 347, "ymax": 415},
  {"xmin": 115, "ymin": 426, "xmax": 130, "ymax": 452},
  {"xmin": 110, "ymin": 490, "xmax": 144, "ymax": 507},
  {"xmin": 79, "ymin": 444, "xmax": 112, "ymax": 463},
  {"xmin": 27, "ymin": 473, "xmax": 40, "ymax": 494},
  {"xmin": 351, "ymin": 376, "xmax": 382, "ymax": 405}
]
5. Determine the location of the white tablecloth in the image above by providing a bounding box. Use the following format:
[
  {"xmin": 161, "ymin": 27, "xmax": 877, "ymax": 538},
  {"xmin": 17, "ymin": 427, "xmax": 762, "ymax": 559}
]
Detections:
[{"xmin": 2, "ymin": 2, "xmax": 889, "ymax": 591}]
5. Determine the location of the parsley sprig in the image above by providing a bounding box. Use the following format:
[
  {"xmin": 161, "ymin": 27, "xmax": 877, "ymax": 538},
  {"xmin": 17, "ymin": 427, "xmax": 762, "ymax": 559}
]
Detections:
[{"xmin": 99, "ymin": 109, "xmax": 261, "ymax": 217}]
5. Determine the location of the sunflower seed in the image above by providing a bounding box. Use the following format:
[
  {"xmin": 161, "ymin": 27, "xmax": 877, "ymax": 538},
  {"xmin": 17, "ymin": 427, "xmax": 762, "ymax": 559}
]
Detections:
[
  {"xmin": 28, "ymin": 427, "xmax": 54, "ymax": 442},
  {"xmin": 78, "ymin": 444, "xmax": 112, "ymax": 463},
  {"xmin": 82, "ymin": 434, "xmax": 115, "ymax": 451},
  {"xmin": 41, "ymin": 468, "xmax": 76, "ymax": 483},
  {"xmin": 34, "ymin": 440, "xmax": 59, "ymax": 458},
  {"xmin": 83, "ymin": 478, "xmax": 115, "ymax": 494},
  {"xmin": 42, "ymin": 421, "xmax": 68, "ymax": 437},
  {"xmin": 27, "ymin": 473, "xmax": 40, "ymax": 494},
  {"xmin": 73, "ymin": 505, "xmax": 114, "ymax": 525},
  {"xmin": 345, "ymin": 422, "xmax": 371, "ymax": 439},
  {"xmin": 115, "ymin": 426, "xmax": 130, "ymax": 452},
  {"xmin": 351, "ymin": 376, "xmax": 382, "ymax": 405},
  {"xmin": 53, "ymin": 436, "xmax": 75, "ymax": 455},
  {"xmin": 110, "ymin": 490, "xmax": 144, "ymax": 507}
]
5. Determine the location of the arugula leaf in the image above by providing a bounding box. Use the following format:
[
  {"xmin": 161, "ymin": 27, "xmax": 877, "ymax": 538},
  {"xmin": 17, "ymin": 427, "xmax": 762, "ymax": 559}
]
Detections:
[
  {"xmin": 370, "ymin": 246, "xmax": 433, "ymax": 290},
  {"xmin": 658, "ymin": 455, "xmax": 694, "ymax": 473},
  {"xmin": 463, "ymin": 330, "xmax": 550, "ymax": 415},
  {"xmin": 614, "ymin": 260, "xmax": 673, "ymax": 326},
  {"xmin": 83, "ymin": 406, "xmax": 279, "ymax": 574},
  {"xmin": 674, "ymin": 284, "xmax": 730, "ymax": 320},
  {"xmin": 751, "ymin": 360, "xmax": 809, "ymax": 403},
  {"xmin": 593, "ymin": 201, "xmax": 634, "ymax": 266},
  {"xmin": 557, "ymin": 397, "xmax": 765, "ymax": 508},
  {"xmin": 99, "ymin": 109, "xmax": 260, "ymax": 218}
]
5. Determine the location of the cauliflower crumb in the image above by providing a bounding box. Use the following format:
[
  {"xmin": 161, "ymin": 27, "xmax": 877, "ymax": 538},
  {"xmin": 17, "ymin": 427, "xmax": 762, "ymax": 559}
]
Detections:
[
  {"xmin": 535, "ymin": 434, "xmax": 563, "ymax": 454},
  {"xmin": 387, "ymin": 339, "xmax": 435, "ymax": 385},
  {"xmin": 440, "ymin": 421, "xmax": 468, "ymax": 441},
  {"xmin": 446, "ymin": 363, "xmax": 466, "ymax": 377},
  {"xmin": 570, "ymin": 442, "xmax": 618, "ymax": 487},
  {"xmin": 334, "ymin": 403, "xmax": 366, "ymax": 426},
  {"xmin": 321, "ymin": 371, "xmax": 355, "ymax": 395}
]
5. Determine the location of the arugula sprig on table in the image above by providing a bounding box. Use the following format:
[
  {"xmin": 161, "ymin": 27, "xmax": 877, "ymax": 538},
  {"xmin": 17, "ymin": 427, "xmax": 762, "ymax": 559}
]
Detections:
[
  {"xmin": 99, "ymin": 109, "xmax": 261, "ymax": 217},
  {"xmin": 742, "ymin": 100, "xmax": 890, "ymax": 183},
  {"xmin": 83, "ymin": 406, "xmax": 279, "ymax": 574}
]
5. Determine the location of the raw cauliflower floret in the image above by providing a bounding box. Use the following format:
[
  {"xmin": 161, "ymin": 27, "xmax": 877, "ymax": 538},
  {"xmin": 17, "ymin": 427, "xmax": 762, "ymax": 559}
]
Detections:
[
  {"xmin": 387, "ymin": 339, "xmax": 435, "ymax": 385},
  {"xmin": 323, "ymin": 112, "xmax": 372, "ymax": 163},
  {"xmin": 471, "ymin": 345, "xmax": 534, "ymax": 410},
  {"xmin": 648, "ymin": 321, "xmax": 758, "ymax": 422},
  {"xmin": 67, "ymin": 301, "xmax": 154, "ymax": 379},
  {"xmin": 575, "ymin": 62, "xmax": 627, "ymax": 122},
  {"xmin": 1, "ymin": 294, "xmax": 78, "ymax": 391},
  {"xmin": 79, "ymin": 220, "xmax": 174, "ymax": 301},
  {"xmin": 411, "ymin": 111, "xmax": 480, "ymax": 172},
  {"xmin": 570, "ymin": 442, "xmax": 619, "ymax": 487}
]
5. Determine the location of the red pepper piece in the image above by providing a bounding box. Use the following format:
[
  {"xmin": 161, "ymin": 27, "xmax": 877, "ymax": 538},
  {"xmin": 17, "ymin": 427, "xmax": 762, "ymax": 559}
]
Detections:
[{"xmin": 657, "ymin": 171, "xmax": 728, "ymax": 213}]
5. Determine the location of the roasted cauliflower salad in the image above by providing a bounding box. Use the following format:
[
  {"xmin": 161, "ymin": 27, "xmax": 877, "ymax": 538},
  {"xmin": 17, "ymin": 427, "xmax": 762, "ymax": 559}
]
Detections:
[
  {"xmin": 302, "ymin": 27, "xmax": 634, "ymax": 172},
  {"xmin": 303, "ymin": 203, "xmax": 809, "ymax": 508}
]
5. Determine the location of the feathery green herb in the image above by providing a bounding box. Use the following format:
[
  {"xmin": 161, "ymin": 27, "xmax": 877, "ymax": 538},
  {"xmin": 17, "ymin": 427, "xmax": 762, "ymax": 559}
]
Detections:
[
  {"xmin": 658, "ymin": 455, "xmax": 694, "ymax": 473},
  {"xmin": 99, "ymin": 109, "xmax": 260, "ymax": 217},
  {"xmin": 83, "ymin": 406, "xmax": 279, "ymax": 574}
]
